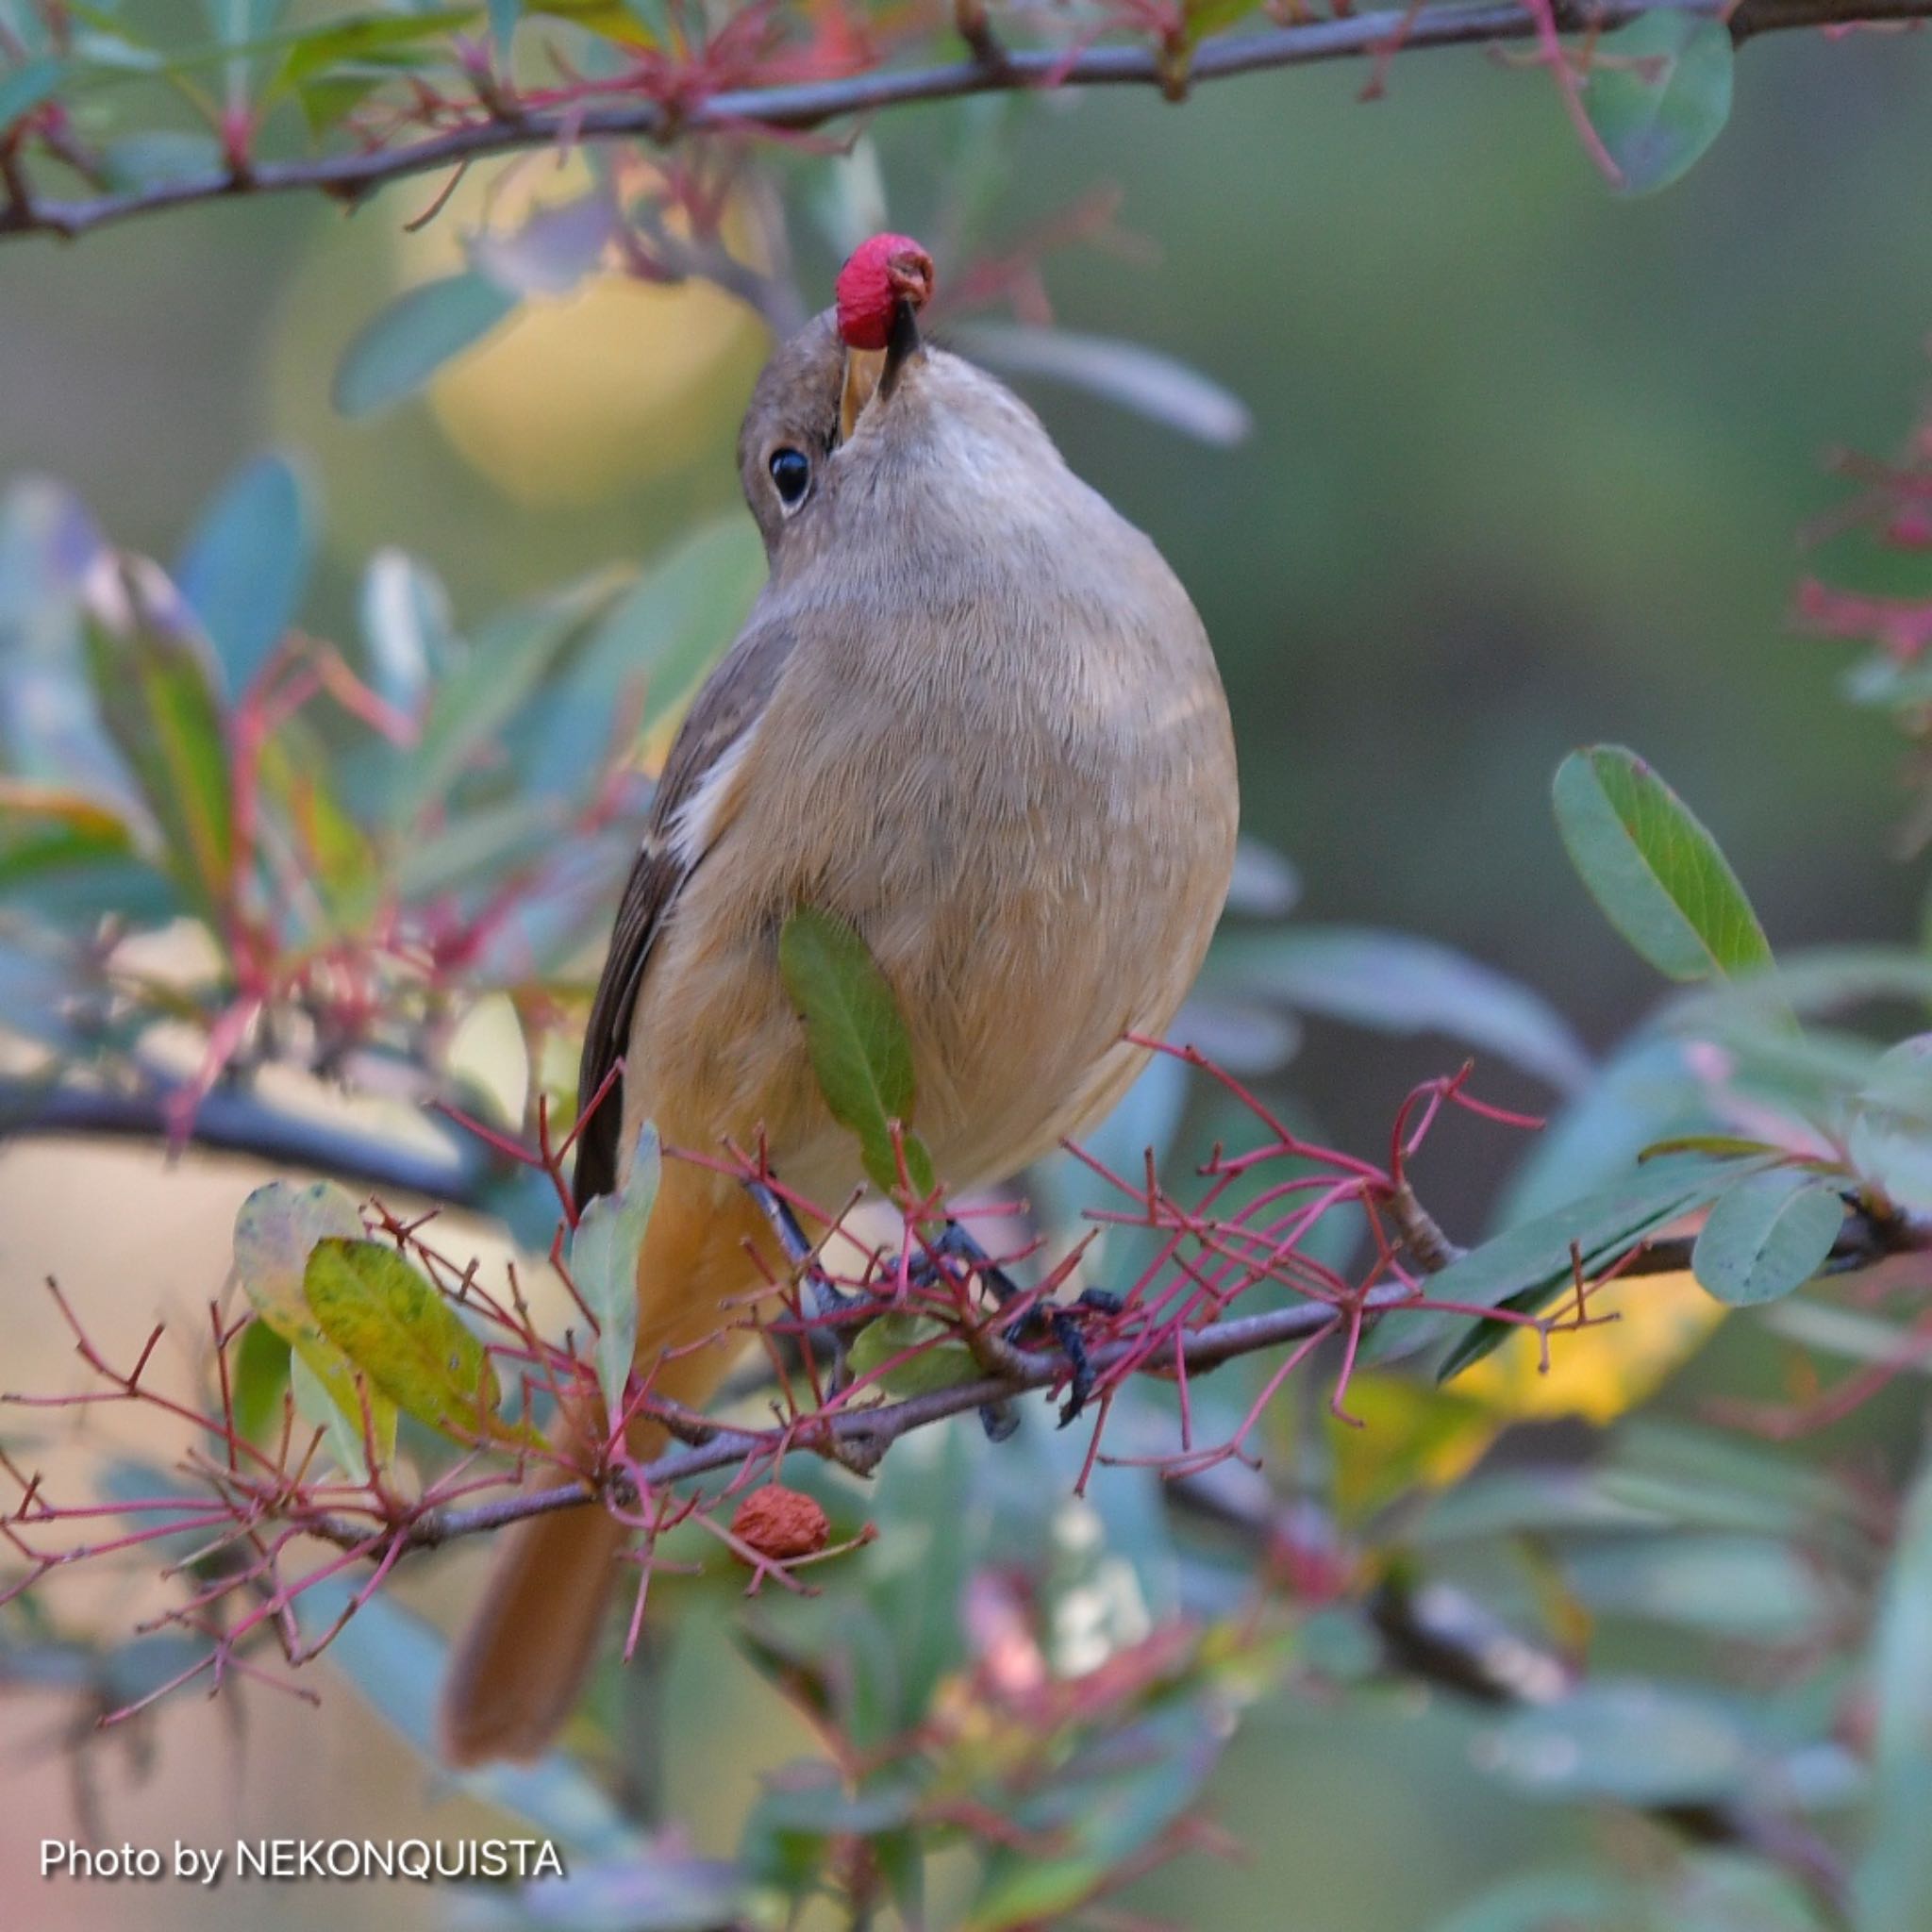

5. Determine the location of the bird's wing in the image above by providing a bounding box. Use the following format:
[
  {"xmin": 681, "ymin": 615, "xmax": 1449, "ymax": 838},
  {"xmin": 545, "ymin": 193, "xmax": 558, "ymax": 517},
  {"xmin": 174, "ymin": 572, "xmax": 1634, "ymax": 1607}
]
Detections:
[{"xmin": 573, "ymin": 613, "xmax": 795, "ymax": 1205}]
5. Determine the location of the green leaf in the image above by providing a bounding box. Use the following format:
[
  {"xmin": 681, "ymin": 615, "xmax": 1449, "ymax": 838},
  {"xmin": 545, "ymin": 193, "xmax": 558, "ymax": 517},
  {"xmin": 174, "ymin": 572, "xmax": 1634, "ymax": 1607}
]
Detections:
[
  {"xmin": 303, "ymin": 1236, "xmax": 514, "ymax": 1445},
  {"xmin": 1690, "ymin": 1169, "xmax": 1843, "ymax": 1307},
  {"xmin": 847, "ymin": 1314, "xmax": 983, "ymax": 1398},
  {"xmin": 778, "ymin": 906, "xmax": 935, "ymax": 1197},
  {"xmin": 228, "ymin": 1318, "xmax": 291, "ymax": 1443},
  {"xmin": 0, "ymin": 782, "xmax": 136, "ymax": 894},
  {"xmin": 391, "ymin": 794, "xmax": 560, "ymax": 899},
  {"xmin": 969, "ymin": 1701, "xmax": 1224, "ymax": 1929},
  {"xmin": 1669, "ymin": 1856, "xmax": 1828, "ymax": 1932},
  {"xmin": 848, "ymin": 1426, "xmax": 976, "ymax": 1745},
  {"xmin": 570, "ymin": 1123, "xmax": 659, "ymax": 1421},
  {"xmin": 1492, "ymin": 1035, "xmax": 1707, "ymax": 1227},
  {"xmin": 82, "ymin": 563, "xmax": 234, "ymax": 924},
  {"xmin": 1383, "ymin": 1154, "xmax": 1764, "ymax": 1380},
  {"xmin": 290, "ymin": 1350, "xmax": 377, "ymax": 1484},
  {"xmin": 508, "ymin": 517, "xmax": 764, "ymax": 804},
  {"xmin": 1846, "ymin": 1037, "xmax": 1932, "ymax": 1215},
  {"xmin": 1183, "ymin": 0, "xmax": 1266, "ymax": 44},
  {"xmin": 332, "ymin": 272, "xmax": 519, "ymax": 419},
  {"xmin": 275, "ymin": 6, "xmax": 473, "ymax": 88},
  {"xmin": 175, "ymin": 452, "xmax": 311, "ymax": 693},
  {"xmin": 232, "ymin": 1179, "xmax": 398, "ymax": 1474},
  {"xmin": 1584, "ymin": 12, "xmax": 1734, "ymax": 197},
  {"xmin": 258, "ymin": 724, "xmax": 380, "ymax": 927},
  {"xmin": 1554, "ymin": 745, "xmax": 1773, "ymax": 983},
  {"xmin": 1767, "ymin": 1299, "xmax": 1932, "ymax": 1378},
  {"xmin": 1206, "ymin": 924, "xmax": 1591, "ymax": 1091}
]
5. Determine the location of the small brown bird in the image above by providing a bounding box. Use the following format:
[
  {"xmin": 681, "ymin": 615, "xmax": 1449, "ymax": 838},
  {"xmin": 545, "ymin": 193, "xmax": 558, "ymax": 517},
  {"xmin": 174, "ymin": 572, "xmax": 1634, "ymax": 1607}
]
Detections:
[{"xmin": 440, "ymin": 236, "xmax": 1240, "ymax": 1765}]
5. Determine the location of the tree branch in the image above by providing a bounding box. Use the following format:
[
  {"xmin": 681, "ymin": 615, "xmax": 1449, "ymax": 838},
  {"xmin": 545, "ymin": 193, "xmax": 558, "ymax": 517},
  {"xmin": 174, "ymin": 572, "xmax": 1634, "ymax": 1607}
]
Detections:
[
  {"xmin": 0, "ymin": 0, "xmax": 1924, "ymax": 243},
  {"xmin": 0, "ymin": 1074, "xmax": 502, "ymax": 1212},
  {"xmin": 289, "ymin": 1282, "xmax": 1413, "ymax": 1557}
]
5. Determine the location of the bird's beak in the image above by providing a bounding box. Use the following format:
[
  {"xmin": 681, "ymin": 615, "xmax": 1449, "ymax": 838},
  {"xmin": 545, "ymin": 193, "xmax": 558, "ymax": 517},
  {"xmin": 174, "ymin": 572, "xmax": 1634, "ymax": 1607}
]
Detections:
[{"xmin": 839, "ymin": 300, "xmax": 923, "ymax": 442}]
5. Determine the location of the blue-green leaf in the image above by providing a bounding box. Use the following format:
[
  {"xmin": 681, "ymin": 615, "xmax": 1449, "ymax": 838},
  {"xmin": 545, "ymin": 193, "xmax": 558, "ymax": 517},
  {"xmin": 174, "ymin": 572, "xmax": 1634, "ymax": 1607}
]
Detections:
[
  {"xmin": 295, "ymin": 1574, "xmax": 642, "ymax": 1859},
  {"xmin": 1690, "ymin": 1169, "xmax": 1843, "ymax": 1307},
  {"xmin": 1584, "ymin": 12, "xmax": 1734, "ymax": 197},
  {"xmin": 333, "ymin": 273, "xmax": 519, "ymax": 419},
  {"xmin": 1855, "ymin": 1443, "xmax": 1932, "ymax": 1931},
  {"xmin": 99, "ymin": 132, "xmax": 222, "ymax": 192},
  {"xmin": 175, "ymin": 453, "xmax": 312, "ymax": 693},
  {"xmin": 1381, "ymin": 1155, "xmax": 1764, "ymax": 1378},
  {"xmin": 954, "ymin": 323, "xmax": 1251, "ymax": 447},
  {"xmin": 570, "ymin": 1123, "xmax": 659, "ymax": 1422},
  {"xmin": 389, "ymin": 572, "xmax": 618, "ymax": 824},
  {"xmin": 1479, "ymin": 1680, "xmax": 1755, "ymax": 1806},
  {"xmin": 0, "ymin": 55, "xmax": 62, "ymax": 129},
  {"xmin": 1207, "ymin": 924, "xmax": 1591, "ymax": 1091}
]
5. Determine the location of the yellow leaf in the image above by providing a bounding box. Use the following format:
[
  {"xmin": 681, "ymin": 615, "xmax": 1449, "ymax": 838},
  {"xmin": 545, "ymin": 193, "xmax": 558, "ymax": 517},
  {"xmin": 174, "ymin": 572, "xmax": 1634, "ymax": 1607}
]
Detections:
[{"xmin": 1455, "ymin": 1267, "xmax": 1724, "ymax": 1425}]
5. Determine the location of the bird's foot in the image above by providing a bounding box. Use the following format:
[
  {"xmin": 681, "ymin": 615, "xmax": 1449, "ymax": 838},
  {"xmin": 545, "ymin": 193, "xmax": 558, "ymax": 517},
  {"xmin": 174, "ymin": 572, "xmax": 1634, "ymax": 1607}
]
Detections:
[
  {"xmin": 932, "ymin": 1223, "xmax": 1122, "ymax": 1428},
  {"xmin": 883, "ymin": 1221, "xmax": 1028, "ymax": 1442},
  {"xmin": 746, "ymin": 1178, "xmax": 861, "ymax": 1322}
]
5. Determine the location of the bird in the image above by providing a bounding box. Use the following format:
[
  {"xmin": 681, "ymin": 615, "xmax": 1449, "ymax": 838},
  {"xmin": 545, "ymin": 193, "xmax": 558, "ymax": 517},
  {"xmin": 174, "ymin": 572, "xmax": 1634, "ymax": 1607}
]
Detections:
[{"xmin": 439, "ymin": 234, "xmax": 1240, "ymax": 1765}]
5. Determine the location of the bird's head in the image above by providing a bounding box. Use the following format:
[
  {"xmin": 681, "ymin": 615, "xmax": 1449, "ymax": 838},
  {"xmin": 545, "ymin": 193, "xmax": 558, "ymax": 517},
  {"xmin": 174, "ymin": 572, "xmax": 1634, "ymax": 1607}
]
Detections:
[{"xmin": 736, "ymin": 233, "xmax": 1067, "ymax": 578}]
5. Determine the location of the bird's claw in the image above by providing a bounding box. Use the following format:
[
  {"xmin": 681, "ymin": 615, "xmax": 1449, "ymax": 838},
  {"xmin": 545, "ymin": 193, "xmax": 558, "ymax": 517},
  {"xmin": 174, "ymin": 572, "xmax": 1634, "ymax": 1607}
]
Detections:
[{"xmin": 931, "ymin": 1221, "xmax": 1123, "ymax": 1426}]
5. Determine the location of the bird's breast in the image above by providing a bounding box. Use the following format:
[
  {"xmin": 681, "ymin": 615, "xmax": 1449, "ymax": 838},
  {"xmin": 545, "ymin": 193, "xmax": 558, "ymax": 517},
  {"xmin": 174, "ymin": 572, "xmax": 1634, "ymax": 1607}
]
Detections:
[{"xmin": 626, "ymin": 514, "xmax": 1238, "ymax": 1203}]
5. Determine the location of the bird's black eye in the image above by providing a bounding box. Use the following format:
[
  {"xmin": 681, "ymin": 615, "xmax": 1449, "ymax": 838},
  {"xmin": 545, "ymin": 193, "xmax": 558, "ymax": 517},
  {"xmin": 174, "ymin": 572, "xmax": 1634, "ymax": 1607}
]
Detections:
[{"xmin": 768, "ymin": 447, "xmax": 811, "ymax": 510}]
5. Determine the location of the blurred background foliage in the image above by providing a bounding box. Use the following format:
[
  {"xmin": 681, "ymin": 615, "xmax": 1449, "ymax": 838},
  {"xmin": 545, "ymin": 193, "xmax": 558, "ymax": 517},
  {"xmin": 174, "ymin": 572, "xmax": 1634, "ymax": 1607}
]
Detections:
[{"xmin": 6, "ymin": 6, "xmax": 1932, "ymax": 1931}]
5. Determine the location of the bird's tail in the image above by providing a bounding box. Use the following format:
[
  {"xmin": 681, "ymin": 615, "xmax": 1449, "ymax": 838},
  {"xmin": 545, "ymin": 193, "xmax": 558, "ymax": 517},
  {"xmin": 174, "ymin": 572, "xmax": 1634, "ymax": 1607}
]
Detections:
[
  {"xmin": 439, "ymin": 1170, "xmax": 771, "ymax": 1767},
  {"xmin": 437, "ymin": 1389, "xmax": 636, "ymax": 1768}
]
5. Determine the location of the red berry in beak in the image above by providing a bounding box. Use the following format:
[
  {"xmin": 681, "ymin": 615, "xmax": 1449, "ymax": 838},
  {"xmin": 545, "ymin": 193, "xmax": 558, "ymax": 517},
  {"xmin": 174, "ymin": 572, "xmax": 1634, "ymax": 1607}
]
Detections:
[{"xmin": 836, "ymin": 233, "xmax": 936, "ymax": 352}]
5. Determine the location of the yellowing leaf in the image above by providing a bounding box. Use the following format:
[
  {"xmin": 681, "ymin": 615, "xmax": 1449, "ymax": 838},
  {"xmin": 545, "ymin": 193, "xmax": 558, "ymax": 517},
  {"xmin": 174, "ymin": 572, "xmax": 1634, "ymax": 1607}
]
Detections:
[
  {"xmin": 1325, "ymin": 1372, "xmax": 1498, "ymax": 1522},
  {"xmin": 231, "ymin": 1180, "xmax": 397, "ymax": 1472},
  {"xmin": 304, "ymin": 1237, "xmax": 523, "ymax": 1446},
  {"xmin": 1455, "ymin": 1267, "xmax": 1725, "ymax": 1425}
]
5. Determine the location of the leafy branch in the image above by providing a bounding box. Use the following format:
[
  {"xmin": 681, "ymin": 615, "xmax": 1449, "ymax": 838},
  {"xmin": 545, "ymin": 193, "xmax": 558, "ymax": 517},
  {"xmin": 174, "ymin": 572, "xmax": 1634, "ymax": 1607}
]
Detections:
[{"xmin": 0, "ymin": 0, "xmax": 1924, "ymax": 244}]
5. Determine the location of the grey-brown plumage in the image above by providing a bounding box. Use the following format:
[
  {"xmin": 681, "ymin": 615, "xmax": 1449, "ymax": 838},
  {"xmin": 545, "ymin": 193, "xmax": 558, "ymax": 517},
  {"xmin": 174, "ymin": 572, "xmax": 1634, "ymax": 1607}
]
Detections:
[{"xmin": 441, "ymin": 300, "xmax": 1240, "ymax": 1767}]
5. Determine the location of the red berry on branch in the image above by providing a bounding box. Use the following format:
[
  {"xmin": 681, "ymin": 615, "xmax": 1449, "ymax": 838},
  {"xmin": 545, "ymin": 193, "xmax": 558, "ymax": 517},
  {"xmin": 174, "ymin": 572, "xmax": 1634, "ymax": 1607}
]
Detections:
[
  {"xmin": 730, "ymin": 1485, "xmax": 830, "ymax": 1562},
  {"xmin": 835, "ymin": 233, "xmax": 936, "ymax": 352}
]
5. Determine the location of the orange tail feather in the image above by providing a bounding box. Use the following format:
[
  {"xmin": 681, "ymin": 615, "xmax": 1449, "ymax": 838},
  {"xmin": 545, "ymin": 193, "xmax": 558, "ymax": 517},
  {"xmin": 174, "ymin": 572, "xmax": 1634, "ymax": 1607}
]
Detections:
[{"xmin": 439, "ymin": 1170, "xmax": 774, "ymax": 1766}]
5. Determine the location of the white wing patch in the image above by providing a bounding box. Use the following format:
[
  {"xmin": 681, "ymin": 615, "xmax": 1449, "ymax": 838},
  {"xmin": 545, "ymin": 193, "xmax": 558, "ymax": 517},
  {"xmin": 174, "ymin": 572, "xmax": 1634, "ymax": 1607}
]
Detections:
[{"xmin": 664, "ymin": 722, "xmax": 758, "ymax": 871}]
